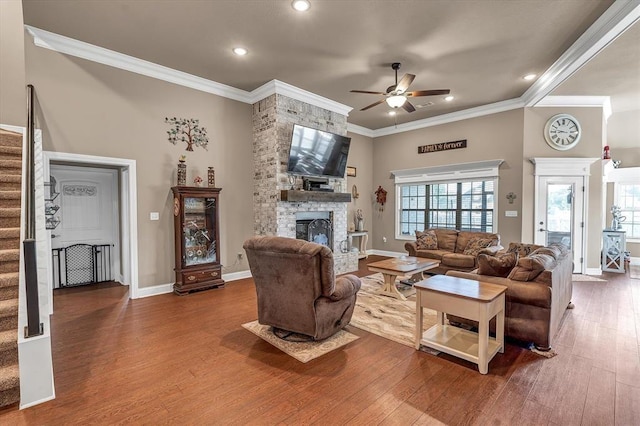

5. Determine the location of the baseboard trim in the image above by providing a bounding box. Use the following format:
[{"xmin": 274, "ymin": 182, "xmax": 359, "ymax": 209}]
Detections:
[
  {"xmin": 135, "ymin": 270, "xmax": 252, "ymax": 299},
  {"xmin": 20, "ymin": 394, "xmax": 56, "ymax": 410},
  {"xmin": 136, "ymin": 283, "xmax": 173, "ymax": 298},
  {"xmin": 585, "ymin": 267, "xmax": 603, "ymax": 275}
]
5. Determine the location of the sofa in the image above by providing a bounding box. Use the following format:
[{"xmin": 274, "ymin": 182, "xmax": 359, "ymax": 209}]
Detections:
[
  {"xmin": 243, "ymin": 235, "xmax": 361, "ymax": 341},
  {"xmin": 445, "ymin": 242, "xmax": 573, "ymax": 350},
  {"xmin": 404, "ymin": 228, "xmax": 502, "ymax": 275}
]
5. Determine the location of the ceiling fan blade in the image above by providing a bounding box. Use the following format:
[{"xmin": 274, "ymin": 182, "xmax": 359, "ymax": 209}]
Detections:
[
  {"xmin": 406, "ymin": 89, "xmax": 451, "ymax": 97},
  {"xmin": 360, "ymin": 99, "xmax": 387, "ymax": 111},
  {"xmin": 395, "ymin": 74, "xmax": 416, "ymax": 93},
  {"xmin": 402, "ymin": 101, "xmax": 416, "ymax": 113},
  {"xmin": 351, "ymin": 90, "xmax": 387, "ymax": 95}
]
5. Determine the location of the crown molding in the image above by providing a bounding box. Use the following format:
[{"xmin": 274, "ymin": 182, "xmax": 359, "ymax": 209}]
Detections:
[
  {"xmin": 372, "ymin": 98, "xmax": 524, "ymax": 137},
  {"xmin": 522, "ymin": 1, "xmax": 640, "ymax": 107},
  {"xmin": 536, "ymin": 96, "xmax": 612, "ymax": 120},
  {"xmin": 249, "ymin": 80, "xmax": 353, "ymax": 116},
  {"xmin": 530, "ymin": 157, "xmax": 599, "ymax": 176},
  {"xmin": 25, "ymin": 26, "xmax": 253, "ymax": 103},
  {"xmin": 347, "ymin": 123, "xmax": 375, "ymax": 138}
]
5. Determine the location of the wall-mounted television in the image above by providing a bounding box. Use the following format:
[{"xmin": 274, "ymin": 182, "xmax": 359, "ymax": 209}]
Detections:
[{"xmin": 286, "ymin": 124, "xmax": 351, "ymax": 178}]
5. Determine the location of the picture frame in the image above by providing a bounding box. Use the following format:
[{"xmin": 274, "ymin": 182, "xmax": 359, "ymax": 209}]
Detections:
[{"xmin": 346, "ymin": 166, "xmax": 356, "ymax": 177}]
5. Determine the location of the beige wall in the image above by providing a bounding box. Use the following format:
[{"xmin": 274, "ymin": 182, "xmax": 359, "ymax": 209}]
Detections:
[
  {"xmin": 0, "ymin": 1, "xmax": 26, "ymax": 126},
  {"xmin": 371, "ymin": 109, "xmax": 525, "ymax": 254},
  {"xmin": 522, "ymin": 107, "xmax": 605, "ymax": 269},
  {"xmin": 25, "ymin": 41, "xmax": 254, "ymax": 288},
  {"xmin": 346, "ymin": 132, "xmax": 373, "ymax": 249}
]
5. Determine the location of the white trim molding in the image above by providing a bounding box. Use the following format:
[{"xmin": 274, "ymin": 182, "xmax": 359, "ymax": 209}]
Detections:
[
  {"xmin": 530, "ymin": 157, "xmax": 599, "ymax": 176},
  {"xmin": 391, "ymin": 159, "xmax": 504, "ymax": 184},
  {"xmin": 249, "ymin": 80, "xmax": 352, "ymax": 116},
  {"xmin": 523, "ymin": 1, "xmax": 640, "ymax": 107},
  {"xmin": 603, "ymin": 165, "xmax": 640, "ymax": 183},
  {"xmin": 136, "ymin": 270, "xmax": 252, "ymax": 298},
  {"xmin": 347, "ymin": 123, "xmax": 376, "ymax": 138},
  {"xmin": 536, "ymin": 96, "xmax": 612, "ymax": 121}
]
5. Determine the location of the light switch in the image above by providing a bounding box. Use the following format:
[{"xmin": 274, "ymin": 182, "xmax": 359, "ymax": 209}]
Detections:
[
  {"xmin": 150, "ymin": 212, "xmax": 160, "ymax": 220},
  {"xmin": 505, "ymin": 210, "xmax": 518, "ymax": 217}
]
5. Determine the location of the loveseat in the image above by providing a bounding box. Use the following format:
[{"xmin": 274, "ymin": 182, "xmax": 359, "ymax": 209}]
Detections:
[
  {"xmin": 446, "ymin": 242, "xmax": 573, "ymax": 350},
  {"xmin": 404, "ymin": 228, "xmax": 502, "ymax": 275}
]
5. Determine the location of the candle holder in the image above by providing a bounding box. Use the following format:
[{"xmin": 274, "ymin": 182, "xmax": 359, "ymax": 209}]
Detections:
[{"xmin": 208, "ymin": 167, "xmax": 216, "ymax": 187}]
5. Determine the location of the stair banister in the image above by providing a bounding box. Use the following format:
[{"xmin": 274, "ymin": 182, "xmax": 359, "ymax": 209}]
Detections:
[{"xmin": 24, "ymin": 84, "xmax": 43, "ymax": 338}]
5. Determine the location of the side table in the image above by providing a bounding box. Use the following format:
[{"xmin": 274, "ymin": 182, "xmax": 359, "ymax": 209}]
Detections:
[
  {"xmin": 415, "ymin": 275, "xmax": 507, "ymax": 374},
  {"xmin": 347, "ymin": 230, "xmax": 368, "ymax": 259}
]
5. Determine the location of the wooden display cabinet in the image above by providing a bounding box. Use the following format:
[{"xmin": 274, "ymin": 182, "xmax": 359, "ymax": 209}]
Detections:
[{"xmin": 172, "ymin": 186, "xmax": 224, "ymax": 294}]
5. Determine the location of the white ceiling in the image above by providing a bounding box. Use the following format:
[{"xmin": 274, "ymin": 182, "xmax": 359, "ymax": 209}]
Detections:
[{"xmin": 21, "ymin": 0, "xmax": 639, "ymax": 132}]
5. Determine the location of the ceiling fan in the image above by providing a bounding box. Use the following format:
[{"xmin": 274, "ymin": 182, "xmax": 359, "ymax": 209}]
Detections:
[{"xmin": 351, "ymin": 62, "xmax": 450, "ymax": 113}]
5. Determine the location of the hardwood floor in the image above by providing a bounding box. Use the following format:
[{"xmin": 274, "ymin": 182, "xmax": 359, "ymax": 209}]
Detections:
[{"xmin": 1, "ymin": 256, "xmax": 639, "ymax": 425}]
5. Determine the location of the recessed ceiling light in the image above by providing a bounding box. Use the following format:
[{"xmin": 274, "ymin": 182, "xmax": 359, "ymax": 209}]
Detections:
[
  {"xmin": 444, "ymin": 95, "xmax": 454, "ymax": 102},
  {"xmin": 523, "ymin": 73, "xmax": 537, "ymax": 81},
  {"xmin": 292, "ymin": 0, "xmax": 311, "ymax": 12},
  {"xmin": 388, "ymin": 111, "xmax": 397, "ymax": 116},
  {"xmin": 232, "ymin": 47, "xmax": 248, "ymax": 56}
]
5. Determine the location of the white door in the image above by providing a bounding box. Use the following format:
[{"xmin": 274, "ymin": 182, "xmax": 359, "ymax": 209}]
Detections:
[
  {"xmin": 535, "ymin": 176, "xmax": 584, "ymax": 273},
  {"xmin": 50, "ymin": 165, "xmax": 119, "ymax": 286}
]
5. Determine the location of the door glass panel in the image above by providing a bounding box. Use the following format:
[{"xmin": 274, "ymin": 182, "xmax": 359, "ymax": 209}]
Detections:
[
  {"xmin": 183, "ymin": 197, "xmax": 217, "ymax": 266},
  {"xmin": 546, "ymin": 184, "xmax": 573, "ymax": 248}
]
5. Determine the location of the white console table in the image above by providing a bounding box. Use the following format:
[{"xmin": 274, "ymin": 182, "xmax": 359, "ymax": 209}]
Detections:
[
  {"xmin": 347, "ymin": 230, "xmax": 368, "ymax": 259},
  {"xmin": 602, "ymin": 229, "xmax": 626, "ymax": 273}
]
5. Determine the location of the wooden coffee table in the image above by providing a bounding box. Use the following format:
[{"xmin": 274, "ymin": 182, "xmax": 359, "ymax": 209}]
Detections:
[
  {"xmin": 367, "ymin": 256, "xmax": 439, "ymax": 300},
  {"xmin": 414, "ymin": 275, "xmax": 507, "ymax": 374}
]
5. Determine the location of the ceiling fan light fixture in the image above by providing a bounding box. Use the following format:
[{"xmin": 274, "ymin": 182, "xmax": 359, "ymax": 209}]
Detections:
[
  {"xmin": 444, "ymin": 95, "xmax": 454, "ymax": 102},
  {"xmin": 291, "ymin": 0, "xmax": 311, "ymax": 12},
  {"xmin": 386, "ymin": 95, "xmax": 407, "ymax": 108},
  {"xmin": 388, "ymin": 110, "xmax": 397, "ymax": 116}
]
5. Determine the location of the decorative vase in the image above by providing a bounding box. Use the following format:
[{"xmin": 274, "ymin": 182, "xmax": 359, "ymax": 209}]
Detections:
[
  {"xmin": 208, "ymin": 167, "xmax": 216, "ymax": 187},
  {"xmin": 177, "ymin": 161, "xmax": 187, "ymax": 186}
]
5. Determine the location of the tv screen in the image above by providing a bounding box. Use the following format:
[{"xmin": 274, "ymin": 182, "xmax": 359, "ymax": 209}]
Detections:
[{"xmin": 286, "ymin": 124, "xmax": 351, "ymax": 178}]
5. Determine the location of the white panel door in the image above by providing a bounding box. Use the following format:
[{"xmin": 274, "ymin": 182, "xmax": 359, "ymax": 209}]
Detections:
[{"xmin": 535, "ymin": 176, "xmax": 584, "ymax": 273}]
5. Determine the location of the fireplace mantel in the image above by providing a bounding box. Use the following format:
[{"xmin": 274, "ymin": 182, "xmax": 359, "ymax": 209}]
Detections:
[{"xmin": 280, "ymin": 190, "xmax": 351, "ymax": 203}]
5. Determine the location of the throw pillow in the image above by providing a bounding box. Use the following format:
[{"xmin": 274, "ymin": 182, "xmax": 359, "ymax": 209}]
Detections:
[
  {"xmin": 531, "ymin": 246, "xmax": 561, "ymax": 259},
  {"xmin": 506, "ymin": 242, "xmax": 543, "ymax": 258},
  {"xmin": 415, "ymin": 230, "xmax": 438, "ymax": 250},
  {"xmin": 463, "ymin": 237, "xmax": 494, "ymax": 257},
  {"xmin": 507, "ymin": 253, "xmax": 555, "ymax": 281},
  {"xmin": 477, "ymin": 252, "xmax": 518, "ymax": 277}
]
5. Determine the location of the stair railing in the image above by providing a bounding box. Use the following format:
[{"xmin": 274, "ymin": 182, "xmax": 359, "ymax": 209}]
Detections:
[{"xmin": 24, "ymin": 84, "xmax": 43, "ymax": 338}]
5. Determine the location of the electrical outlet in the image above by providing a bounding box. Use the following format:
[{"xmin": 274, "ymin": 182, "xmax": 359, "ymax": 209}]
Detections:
[
  {"xmin": 383, "ymin": 236, "xmax": 387, "ymax": 243},
  {"xmin": 237, "ymin": 252, "xmax": 244, "ymax": 260}
]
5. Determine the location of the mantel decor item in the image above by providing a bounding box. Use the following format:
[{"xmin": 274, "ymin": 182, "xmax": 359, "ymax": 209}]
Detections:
[
  {"xmin": 165, "ymin": 117, "xmax": 209, "ymax": 152},
  {"xmin": 346, "ymin": 166, "xmax": 357, "ymax": 177},
  {"xmin": 208, "ymin": 167, "xmax": 216, "ymax": 187},
  {"xmin": 177, "ymin": 155, "xmax": 187, "ymax": 186}
]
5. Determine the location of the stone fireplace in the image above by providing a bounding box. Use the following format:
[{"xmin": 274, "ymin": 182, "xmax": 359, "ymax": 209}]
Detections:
[{"xmin": 252, "ymin": 92, "xmax": 358, "ymax": 274}]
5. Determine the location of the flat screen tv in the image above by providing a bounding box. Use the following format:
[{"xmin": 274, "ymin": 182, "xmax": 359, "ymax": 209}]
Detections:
[{"xmin": 286, "ymin": 124, "xmax": 351, "ymax": 178}]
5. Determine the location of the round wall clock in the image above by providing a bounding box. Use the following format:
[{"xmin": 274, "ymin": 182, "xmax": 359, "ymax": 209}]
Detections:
[{"xmin": 544, "ymin": 113, "xmax": 582, "ymax": 151}]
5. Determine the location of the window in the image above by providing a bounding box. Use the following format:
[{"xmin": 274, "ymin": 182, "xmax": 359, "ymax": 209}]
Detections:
[
  {"xmin": 615, "ymin": 183, "xmax": 640, "ymax": 239},
  {"xmin": 398, "ymin": 179, "xmax": 495, "ymax": 237}
]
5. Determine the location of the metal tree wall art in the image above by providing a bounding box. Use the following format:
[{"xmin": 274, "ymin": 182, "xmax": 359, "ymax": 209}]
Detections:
[{"xmin": 165, "ymin": 117, "xmax": 209, "ymax": 151}]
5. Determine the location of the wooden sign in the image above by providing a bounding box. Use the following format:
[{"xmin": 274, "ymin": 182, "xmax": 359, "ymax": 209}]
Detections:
[{"xmin": 418, "ymin": 139, "xmax": 467, "ymax": 154}]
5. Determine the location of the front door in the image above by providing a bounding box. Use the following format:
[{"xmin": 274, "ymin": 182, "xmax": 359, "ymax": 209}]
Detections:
[{"xmin": 535, "ymin": 176, "xmax": 584, "ymax": 273}]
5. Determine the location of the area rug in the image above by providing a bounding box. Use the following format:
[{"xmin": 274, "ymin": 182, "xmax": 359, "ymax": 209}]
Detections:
[
  {"xmin": 350, "ymin": 273, "xmax": 438, "ymax": 349},
  {"xmin": 350, "ymin": 273, "xmax": 555, "ymax": 358},
  {"xmin": 572, "ymin": 274, "xmax": 607, "ymax": 282},
  {"xmin": 241, "ymin": 320, "xmax": 359, "ymax": 363}
]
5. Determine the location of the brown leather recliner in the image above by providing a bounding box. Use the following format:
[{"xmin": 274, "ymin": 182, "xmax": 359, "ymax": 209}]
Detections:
[{"xmin": 243, "ymin": 236, "xmax": 361, "ymax": 340}]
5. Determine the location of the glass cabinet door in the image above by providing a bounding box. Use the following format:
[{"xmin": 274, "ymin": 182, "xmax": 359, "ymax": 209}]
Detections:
[{"xmin": 182, "ymin": 196, "xmax": 217, "ymax": 266}]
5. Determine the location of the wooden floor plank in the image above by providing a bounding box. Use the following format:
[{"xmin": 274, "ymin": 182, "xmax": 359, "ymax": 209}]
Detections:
[{"xmin": 0, "ymin": 258, "xmax": 638, "ymax": 425}]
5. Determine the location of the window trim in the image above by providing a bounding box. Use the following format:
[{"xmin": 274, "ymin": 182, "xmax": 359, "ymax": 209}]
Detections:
[
  {"xmin": 392, "ymin": 160, "xmax": 503, "ymax": 240},
  {"xmin": 613, "ymin": 180, "xmax": 640, "ymax": 242}
]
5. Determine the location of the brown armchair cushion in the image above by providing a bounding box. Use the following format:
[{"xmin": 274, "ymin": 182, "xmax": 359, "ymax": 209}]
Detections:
[
  {"xmin": 433, "ymin": 228, "xmax": 458, "ymax": 252},
  {"xmin": 415, "ymin": 230, "xmax": 438, "ymax": 250},
  {"xmin": 477, "ymin": 252, "xmax": 518, "ymax": 277},
  {"xmin": 463, "ymin": 237, "xmax": 494, "ymax": 256}
]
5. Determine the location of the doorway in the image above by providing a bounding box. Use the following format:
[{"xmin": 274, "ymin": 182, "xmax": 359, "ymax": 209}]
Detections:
[
  {"xmin": 535, "ymin": 176, "xmax": 584, "ymax": 272},
  {"xmin": 531, "ymin": 157, "xmax": 598, "ymax": 275},
  {"xmin": 49, "ymin": 164, "xmax": 120, "ymax": 288},
  {"xmin": 43, "ymin": 152, "xmax": 139, "ymax": 305}
]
